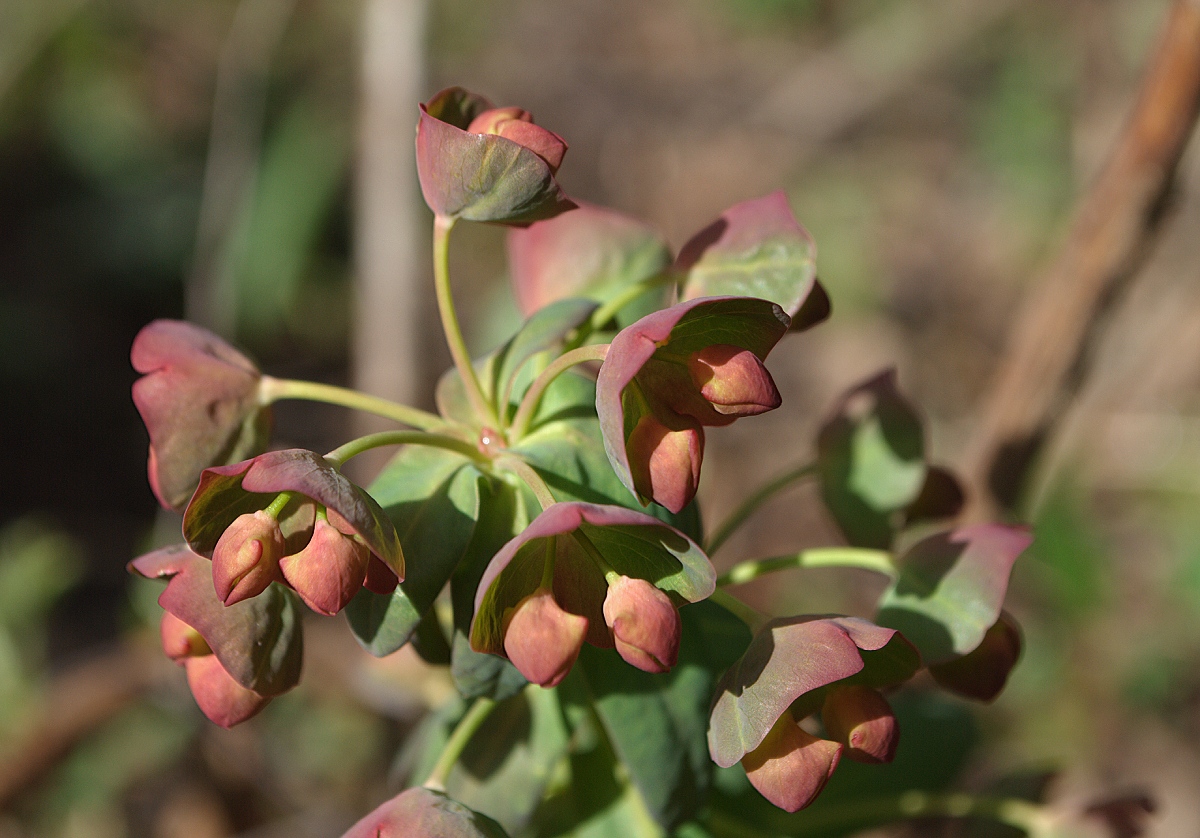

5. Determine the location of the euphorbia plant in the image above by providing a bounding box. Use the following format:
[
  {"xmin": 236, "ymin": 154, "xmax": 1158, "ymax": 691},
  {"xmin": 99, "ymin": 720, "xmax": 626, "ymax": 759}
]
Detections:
[{"xmin": 126, "ymin": 86, "xmax": 1124, "ymax": 837}]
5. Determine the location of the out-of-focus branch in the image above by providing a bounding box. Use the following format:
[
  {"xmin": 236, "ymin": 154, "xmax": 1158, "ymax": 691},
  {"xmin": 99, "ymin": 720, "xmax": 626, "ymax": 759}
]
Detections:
[
  {"xmin": 350, "ymin": 0, "xmax": 429, "ymax": 479},
  {"xmin": 0, "ymin": 643, "xmax": 156, "ymax": 807},
  {"xmin": 962, "ymin": 0, "xmax": 1200, "ymax": 520},
  {"xmin": 186, "ymin": 0, "xmax": 297, "ymax": 333},
  {"xmin": 0, "ymin": 0, "xmax": 91, "ymax": 103}
]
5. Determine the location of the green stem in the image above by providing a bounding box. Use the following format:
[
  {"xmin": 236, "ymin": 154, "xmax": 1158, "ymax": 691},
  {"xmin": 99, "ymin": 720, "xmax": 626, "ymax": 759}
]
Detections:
[
  {"xmin": 263, "ymin": 491, "xmax": 294, "ymax": 518},
  {"xmin": 423, "ymin": 696, "xmax": 497, "ymax": 792},
  {"xmin": 259, "ymin": 377, "xmax": 445, "ymax": 431},
  {"xmin": 709, "ymin": 590, "xmax": 770, "ymax": 633},
  {"xmin": 433, "ymin": 214, "xmax": 498, "ymax": 427},
  {"xmin": 587, "ymin": 273, "xmax": 677, "ymax": 332},
  {"xmin": 717, "ymin": 547, "xmax": 896, "ymax": 588},
  {"xmin": 707, "ymin": 791, "xmax": 1045, "ymax": 836},
  {"xmin": 571, "ymin": 527, "xmax": 620, "ymax": 585},
  {"xmin": 705, "ymin": 463, "xmax": 817, "ymax": 555},
  {"xmin": 324, "ymin": 430, "xmax": 486, "ymax": 468},
  {"xmin": 508, "ymin": 344, "xmax": 610, "ymax": 441},
  {"xmin": 496, "ymin": 455, "xmax": 557, "ymax": 510}
]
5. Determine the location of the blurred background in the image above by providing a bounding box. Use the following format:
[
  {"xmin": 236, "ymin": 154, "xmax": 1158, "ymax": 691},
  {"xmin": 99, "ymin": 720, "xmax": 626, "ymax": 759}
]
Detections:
[{"xmin": 2, "ymin": 0, "xmax": 1200, "ymax": 835}]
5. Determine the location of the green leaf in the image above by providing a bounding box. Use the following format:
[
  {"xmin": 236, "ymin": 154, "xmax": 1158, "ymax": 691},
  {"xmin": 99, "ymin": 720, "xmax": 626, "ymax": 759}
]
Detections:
[
  {"xmin": 677, "ymin": 191, "xmax": 818, "ymax": 321},
  {"xmin": 876, "ymin": 525, "xmax": 1032, "ymax": 665},
  {"xmin": 491, "ymin": 297, "xmax": 599, "ymax": 415},
  {"xmin": 450, "ymin": 476, "xmax": 531, "ymax": 700},
  {"xmin": 817, "ymin": 370, "xmax": 927, "ymax": 549},
  {"xmin": 446, "ymin": 687, "xmax": 571, "ymax": 835},
  {"xmin": 345, "ymin": 446, "xmax": 482, "ymax": 656},
  {"xmin": 575, "ymin": 601, "xmax": 750, "ymax": 830}
]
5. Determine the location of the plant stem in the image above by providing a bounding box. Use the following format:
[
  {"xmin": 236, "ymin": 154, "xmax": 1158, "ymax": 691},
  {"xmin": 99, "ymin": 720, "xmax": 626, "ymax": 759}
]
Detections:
[
  {"xmin": 717, "ymin": 547, "xmax": 896, "ymax": 588},
  {"xmin": 570, "ymin": 527, "xmax": 620, "ymax": 585},
  {"xmin": 587, "ymin": 273, "xmax": 677, "ymax": 332},
  {"xmin": 422, "ymin": 696, "xmax": 497, "ymax": 792},
  {"xmin": 705, "ymin": 463, "xmax": 817, "ymax": 555},
  {"xmin": 263, "ymin": 491, "xmax": 294, "ymax": 518},
  {"xmin": 709, "ymin": 590, "xmax": 769, "ymax": 633},
  {"xmin": 706, "ymin": 791, "xmax": 1045, "ymax": 836},
  {"xmin": 496, "ymin": 456, "xmax": 557, "ymax": 510},
  {"xmin": 324, "ymin": 430, "xmax": 486, "ymax": 468},
  {"xmin": 259, "ymin": 377, "xmax": 445, "ymax": 431},
  {"xmin": 433, "ymin": 214, "xmax": 497, "ymax": 427},
  {"xmin": 508, "ymin": 344, "xmax": 610, "ymax": 441}
]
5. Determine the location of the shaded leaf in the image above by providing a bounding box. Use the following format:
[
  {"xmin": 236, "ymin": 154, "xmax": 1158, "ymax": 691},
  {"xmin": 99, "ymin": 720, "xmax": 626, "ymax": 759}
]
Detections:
[
  {"xmin": 876, "ymin": 525, "xmax": 1032, "ymax": 664},
  {"xmin": 341, "ymin": 787, "xmax": 510, "ymax": 838},
  {"xmin": 492, "ymin": 297, "xmax": 599, "ymax": 415},
  {"xmin": 129, "ymin": 545, "xmax": 302, "ymax": 696},
  {"xmin": 346, "ymin": 446, "xmax": 481, "ymax": 656}
]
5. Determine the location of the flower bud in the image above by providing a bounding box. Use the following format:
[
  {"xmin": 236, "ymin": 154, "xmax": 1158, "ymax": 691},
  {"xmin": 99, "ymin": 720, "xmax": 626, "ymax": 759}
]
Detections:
[
  {"xmin": 279, "ymin": 517, "xmax": 371, "ymax": 616},
  {"xmin": 466, "ymin": 107, "xmax": 567, "ymax": 173},
  {"xmin": 159, "ymin": 611, "xmax": 210, "ymax": 662},
  {"xmin": 820, "ymin": 685, "xmax": 898, "ymax": 764},
  {"xmin": 211, "ymin": 510, "xmax": 286, "ymax": 606},
  {"xmin": 929, "ymin": 612, "xmax": 1022, "ymax": 702},
  {"xmin": 602, "ymin": 576, "xmax": 680, "ymax": 673},
  {"xmin": 627, "ymin": 411, "xmax": 703, "ymax": 514},
  {"xmin": 501, "ymin": 588, "xmax": 588, "ymax": 687},
  {"xmin": 184, "ymin": 653, "xmax": 271, "ymax": 728},
  {"xmin": 742, "ymin": 713, "xmax": 842, "ymax": 813},
  {"xmin": 687, "ymin": 344, "xmax": 781, "ymax": 417}
]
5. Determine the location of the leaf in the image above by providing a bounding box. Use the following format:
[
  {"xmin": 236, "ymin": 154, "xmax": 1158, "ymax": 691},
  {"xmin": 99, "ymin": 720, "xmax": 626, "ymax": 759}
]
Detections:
[
  {"xmin": 817, "ymin": 370, "xmax": 927, "ymax": 549},
  {"xmin": 129, "ymin": 545, "xmax": 302, "ymax": 696},
  {"xmin": 491, "ymin": 297, "xmax": 599, "ymax": 414},
  {"xmin": 507, "ymin": 201, "xmax": 672, "ymax": 317},
  {"xmin": 876, "ymin": 525, "xmax": 1033, "ymax": 665},
  {"xmin": 345, "ymin": 446, "xmax": 482, "ymax": 656},
  {"xmin": 342, "ymin": 787, "xmax": 511, "ymax": 838},
  {"xmin": 574, "ymin": 600, "xmax": 749, "ymax": 829},
  {"xmin": 450, "ymin": 476, "xmax": 530, "ymax": 700},
  {"xmin": 708, "ymin": 616, "xmax": 917, "ymax": 769},
  {"xmin": 677, "ymin": 191, "xmax": 818, "ymax": 321},
  {"xmin": 445, "ymin": 687, "xmax": 571, "ymax": 835}
]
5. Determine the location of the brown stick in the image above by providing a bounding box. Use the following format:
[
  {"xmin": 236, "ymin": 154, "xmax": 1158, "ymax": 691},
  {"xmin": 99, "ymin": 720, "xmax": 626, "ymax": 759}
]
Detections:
[
  {"xmin": 961, "ymin": 0, "xmax": 1200, "ymax": 519},
  {"xmin": 0, "ymin": 644, "xmax": 155, "ymax": 808}
]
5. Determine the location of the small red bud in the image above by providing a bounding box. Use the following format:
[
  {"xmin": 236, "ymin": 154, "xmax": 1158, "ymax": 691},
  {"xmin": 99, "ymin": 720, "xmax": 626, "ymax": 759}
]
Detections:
[
  {"xmin": 466, "ymin": 107, "xmax": 567, "ymax": 173},
  {"xmin": 627, "ymin": 411, "xmax": 703, "ymax": 514},
  {"xmin": 602, "ymin": 576, "xmax": 680, "ymax": 673},
  {"xmin": 502, "ymin": 588, "xmax": 588, "ymax": 687},
  {"xmin": 742, "ymin": 713, "xmax": 843, "ymax": 813},
  {"xmin": 279, "ymin": 517, "xmax": 370, "ymax": 616},
  {"xmin": 211, "ymin": 510, "xmax": 286, "ymax": 606},
  {"xmin": 821, "ymin": 685, "xmax": 899, "ymax": 764},
  {"xmin": 363, "ymin": 554, "xmax": 399, "ymax": 595},
  {"xmin": 687, "ymin": 344, "xmax": 781, "ymax": 417}
]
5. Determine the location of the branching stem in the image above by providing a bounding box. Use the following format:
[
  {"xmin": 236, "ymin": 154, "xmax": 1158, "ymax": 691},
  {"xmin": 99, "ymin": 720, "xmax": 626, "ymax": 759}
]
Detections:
[
  {"xmin": 496, "ymin": 456, "xmax": 557, "ymax": 510},
  {"xmin": 705, "ymin": 463, "xmax": 816, "ymax": 555},
  {"xmin": 324, "ymin": 430, "xmax": 486, "ymax": 468},
  {"xmin": 709, "ymin": 590, "xmax": 770, "ymax": 634},
  {"xmin": 717, "ymin": 547, "xmax": 896, "ymax": 588},
  {"xmin": 259, "ymin": 377, "xmax": 445, "ymax": 431},
  {"xmin": 508, "ymin": 344, "xmax": 610, "ymax": 441},
  {"xmin": 423, "ymin": 696, "xmax": 497, "ymax": 792}
]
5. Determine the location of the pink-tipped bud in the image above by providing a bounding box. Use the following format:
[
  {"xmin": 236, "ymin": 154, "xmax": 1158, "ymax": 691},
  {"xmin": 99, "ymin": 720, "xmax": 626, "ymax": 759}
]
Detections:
[
  {"xmin": 501, "ymin": 588, "xmax": 588, "ymax": 687},
  {"xmin": 742, "ymin": 714, "xmax": 843, "ymax": 813},
  {"xmin": 341, "ymin": 787, "xmax": 507, "ymax": 838},
  {"xmin": 821, "ymin": 685, "xmax": 899, "ymax": 764},
  {"xmin": 159, "ymin": 611, "xmax": 210, "ymax": 662},
  {"xmin": 627, "ymin": 412, "xmax": 704, "ymax": 514},
  {"xmin": 279, "ymin": 517, "xmax": 370, "ymax": 616},
  {"xmin": 184, "ymin": 653, "xmax": 271, "ymax": 728},
  {"xmin": 466, "ymin": 107, "xmax": 567, "ymax": 173},
  {"xmin": 211, "ymin": 510, "xmax": 286, "ymax": 606},
  {"xmin": 363, "ymin": 554, "xmax": 399, "ymax": 595},
  {"xmin": 688, "ymin": 345, "xmax": 781, "ymax": 417},
  {"xmin": 602, "ymin": 576, "xmax": 680, "ymax": 673}
]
